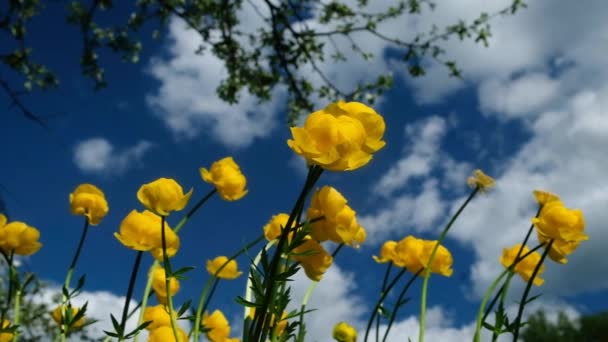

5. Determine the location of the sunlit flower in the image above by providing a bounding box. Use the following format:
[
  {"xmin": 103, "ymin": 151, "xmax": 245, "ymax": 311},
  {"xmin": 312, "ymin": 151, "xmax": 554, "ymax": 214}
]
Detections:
[
  {"xmin": 0, "ymin": 320, "xmax": 14, "ymax": 342},
  {"xmin": 287, "ymin": 100, "xmax": 386, "ymax": 171},
  {"xmin": 372, "ymin": 240, "xmax": 397, "ymax": 263},
  {"xmin": 0, "ymin": 220, "xmax": 42, "ymax": 256},
  {"xmin": 291, "ymin": 237, "xmax": 333, "ymax": 281},
  {"xmin": 148, "ymin": 325, "xmax": 188, "ymax": 342},
  {"xmin": 393, "ymin": 236, "xmax": 453, "ymax": 277},
  {"xmin": 500, "ymin": 244, "xmax": 545, "ymax": 286},
  {"xmin": 69, "ymin": 184, "xmax": 109, "ymax": 225},
  {"xmin": 248, "ymin": 308, "xmax": 288, "ymax": 337},
  {"xmin": 332, "ymin": 321, "xmax": 357, "ymax": 342},
  {"xmin": 533, "ymin": 190, "xmax": 560, "ymax": 206},
  {"xmin": 0, "ymin": 214, "xmax": 6, "ymax": 227},
  {"xmin": 466, "ymin": 169, "xmax": 495, "ymax": 192},
  {"xmin": 307, "ymin": 186, "xmax": 365, "ymax": 246},
  {"xmin": 150, "ymin": 266, "xmax": 180, "ymax": 305},
  {"xmin": 206, "ymin": 256, "xmax": 242, "ymax": 280},
  {"xmin": 143, "ymin": 305, "xmax": 175, "ymax": 330},
  {"xmin": 537, "ymin": 232, "xmax": 580, "ymax": 264},
  {"xmin": 531, "ymin": 200, "xmax": 587, "ymax": 243},
  {"xmin": 200, "ymin": 157, "xmax": 248, "ymax": 201},
  {"xmin": 114, "ymin": 210, "xmax": 180, "ymax": 261},
  {"xmin": 137, "ymin": 178, "xmax": 192, "ymax": 216},
  {"xmin": 263, "ymin": 213, "xmax": 291, "ymax": 241},
  {"xmin": 51, "ymin": 305, "xmax": 86, "ymax": 331},
  {"xmin": 202, "ymin": 310, "xmax": 231, "ymax": 342}
]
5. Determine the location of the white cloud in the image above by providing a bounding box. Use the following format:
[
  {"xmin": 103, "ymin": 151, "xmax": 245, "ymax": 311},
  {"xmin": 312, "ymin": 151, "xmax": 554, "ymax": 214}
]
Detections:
[{"xmin": 73, "ymin": 138, "xmax": 153, "ymax": 176}]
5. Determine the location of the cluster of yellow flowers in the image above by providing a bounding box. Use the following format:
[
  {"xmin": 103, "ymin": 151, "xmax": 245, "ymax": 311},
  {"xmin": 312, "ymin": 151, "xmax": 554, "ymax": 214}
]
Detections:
[{"xmin": 373, "ymin": 236, "xmax": 454, "ymax": 277}]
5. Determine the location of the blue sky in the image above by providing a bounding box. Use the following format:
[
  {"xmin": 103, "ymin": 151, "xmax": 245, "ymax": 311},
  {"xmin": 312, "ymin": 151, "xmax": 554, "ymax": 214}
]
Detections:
[{"xmin": 2, "ymin": 0, "xmax": 607, "ymax": 340}]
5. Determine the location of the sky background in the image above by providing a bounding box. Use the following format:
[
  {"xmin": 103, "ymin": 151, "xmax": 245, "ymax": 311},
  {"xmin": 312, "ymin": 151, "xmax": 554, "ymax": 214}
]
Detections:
[{"xmin": 1, "ymin": 0, "xmax": 607, "ymax": 341}]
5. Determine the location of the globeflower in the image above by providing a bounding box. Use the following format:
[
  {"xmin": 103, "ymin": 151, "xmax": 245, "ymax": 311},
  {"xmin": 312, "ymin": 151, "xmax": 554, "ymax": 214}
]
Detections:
[
  {"xmin": 372, "ymin": 240, "xmax": 397, "ymax": 263},
  {"xmin": 206, "ymin": 256, "xmax": 242, "ymax": 280},
  {"xmin": 466, "ymin": 169, "xmax": 495, "ymax": 192},
  {"xmin": 200, "ymin": 157, "xmax": 248, "ymax": 201},
  {"xmin": 537, "ymin": 232, "xmax": 581, "ymax": 264},
  {"xmin": 393, "ymin": 236, "xmax": 453, "ymax": 277},
  {"xmin": 202, "ymin": 310, "xmax": 231, "ymax": 342},
  {"xmin": 287, "ymin": 100, "xmax": 386, "ymax": 171},
  {"xmin": 332, "ymin": 321, "xmax": 357, "ymax": 342},
  {"xmin": 500, "ymin": 244, "xmax": 545, "ymax": 286},
  {"xmin": 150, "ymin": 266, "xmax": 180, "ymax": 305},
  {"xmin": 69, "ymin": 183, "xmax": 109, "ymax": 225},
  {"xmin": 137, "ymin": 178, "xmax": 192, "ymax": 216},
  {"xmin": 114, "ymin": 210, "xmax": 180, "ymax": 261},
  {"xmin": 307, "ymin": 186, "xmax": 365, "ymax": 246},
  {"xmin": 51, "ymin": 305, "xmax": 86, "ymax": 331},
  {"xmin": 143, "ymin": 305, "xmax": 174, "ymax": 330},
  {"xmin": 263, "ymin": 213, "xmax": 290, "ymax": 241},
  {"xmin": 0, "ymin": 320, "xmax": 14, "ymax": 342},
  {"xmin": 0, "ymin": 217, "xmax": 42, "ymax": 256},
  {"xmin": 531, "ymin": 200, "xmax": 587, "ymax": 243},
  {"xmin": 533, "ymin": 190, "xmax": 560, "ymax": 206},
  {"xmin": 148, "ymin": 326, "xmax": 188, "ymax": 342},
  {"xmin": 291, "ymin": 237, "xmax": 333, "ymax": 281}
]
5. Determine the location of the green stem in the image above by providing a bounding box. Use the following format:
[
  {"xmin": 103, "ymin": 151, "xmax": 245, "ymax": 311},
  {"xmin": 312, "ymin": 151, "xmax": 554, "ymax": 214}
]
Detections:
[
  {"xmin": 119, "ymin": 251, "xmax": 144, "ymax": 338},
  {"xmin": 364, "ymin": 267, "xmax": 408, "ymax": 341},
  {"xmin": 375, "ymin": 263, "xmax": 392, "ymax": 342},
  {"xmin": 511, "ymin": 240, "xmax": 553, "ymax": 342},
  {"xmin": 382, "ymin": 270, "xmax": 421, "ymax": 342},
  {"xmin": 12, "ymin": 288, "xmax": 22, "ymax": 342},
  {"xmin": 419, "ymin": 187, "xmax": 478, "ymax": 342},
  {"xmin": 160, "ymin": 216, "xmax": 179, "ymax": 342},
  {"xmin": 193, "ymin": 234, "xmax": 266, "ymax": 341},
  {"xmin": 174, "ymin": 188, "xmax": 217, "ymax": 234},
  {"xmin": 64, "ymin": 217, "xmax": 90, "ymax": 291}
]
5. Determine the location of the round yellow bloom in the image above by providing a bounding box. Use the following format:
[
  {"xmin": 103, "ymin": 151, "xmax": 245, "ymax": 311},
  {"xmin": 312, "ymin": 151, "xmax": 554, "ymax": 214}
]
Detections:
[
  {"xmin": 0, "ymin": 214, "xmax": 7, "ymax": 227},
  {"xmin": 114, "ymin": 210, "xmax": 180, "ymax": 261},
  {"xmin": 307, "ymin": 186, "xmax": 365, "ymax": 246},
  {"xmin": 51, "ymin": 305, "xmax": 86, "ymax": 331},
  {"xmin": 532, "ymin": 200, "xmax": 587, "ymax": 243},
  {"xmin": 202, "ymin": 310, "xmax": 231, "ymax": 342},
  {"xmin": 69, "ymin": 183, "xmax": 109, "ymax": 225},
  {"xmin": 143, "ymin": 305, "xmax": 174, "ymax": 330},
  {"xmin": 291, "ymin": 237, "xmax": 333, "ymax": 281},
  {"xmin": 500, "ymin": 244, "xmax": 545, "ymax": 286},
  {"xmin": 263, "ymin": 213, "xmax": 290, "ymax": 241},
  {"xmin": 393, "ymin": 236, "xmax": 453, "ymax": 277},
  {"xmin": 206, "ymin": 256, "xmax": 242, "ymax": 280},
  {"xmin": 0, "ymin": 220, "xmax": 42, "ymax": 256},
  {"xmin": 137, "ymin": 178, "xmax": 193, "ymax": 216},
  {"xmin": 151, "ymin": 266, "xmax": 180, "ymax": 305},
  {"xmin": 148, "ymin": 325, "xmax": 188, "ymax": 342},
  {"xmin": 287, "ymin": 100, "xmax": 386, "ymax": 171},
  {"xmin": 248, "ymin": 308, "xmax": 288, "ymax": 337},
  {"xmin": 372, "ymin": 240, "xmax": 397, "ymax": 263},
  {"xmin": 533, "ymin": 190, "xmax": 560, "ymax": 206},
  {"xmin": 0, "ymin": 320, "xmax": 14, "ymax": 342},
  {"xmin": 200, "ymin": 157, "xmax": 248, "ymax": 201},
  {"xmin": 466, "ymin": 169, "xmax": 495, "ymax": 192},
  {"xmin": 333, "ymin": 321, "xmax": 357, "ymax": 342},
  {"xmin": 537, "ymin": 232, "xmax": 580, "ymax": 264}
]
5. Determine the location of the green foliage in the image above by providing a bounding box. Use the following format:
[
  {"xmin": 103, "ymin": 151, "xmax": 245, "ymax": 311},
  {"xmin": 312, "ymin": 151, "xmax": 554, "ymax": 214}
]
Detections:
[
  {"xmin": 1, "ymin": 0, "xmax": 527, "ymax": 126},
  {"xmin": 521, "ymin": 309, "xmax": 608, "ymax": 342}
]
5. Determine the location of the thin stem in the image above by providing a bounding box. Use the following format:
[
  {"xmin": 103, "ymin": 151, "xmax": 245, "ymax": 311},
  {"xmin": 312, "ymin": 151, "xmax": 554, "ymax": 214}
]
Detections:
[
  {"xmin": 64, "ymin": 217, "xmax": 90, "ymax": 290},
  {"xmin": 12, "ymin": 287, "xmax": 22, "ymax": 342},
  {"xmin": 160, "ymin": 216, "xmax": 179, "ymax": 342},
  {"xmin": 364, "ymin": 267, "xmax": 408, "ymax": 341},
  {"xmin": 382, "ymin": 270, "xmax": 421, "ymax": 342},
  {"xmin": 1, "ymin": 252, "xmax": 14, "ymax": 323},
  {"xmin": 375, "ymin": 263, "xmax": 392, "ymax": 342},
  {"xmin": 419, "ymin": 187, "xmax": 479, "ymax": 342},
  {"xmin": 119, "ymin": 251, "xmax": 144, "ymax": 335},
  {"xmin": 174, "ymin": 188, "xmax": 217, "ymax": 234},
  {"xmin": 511, "ymin": 239, "xmax": 554, "ymax": 342}
]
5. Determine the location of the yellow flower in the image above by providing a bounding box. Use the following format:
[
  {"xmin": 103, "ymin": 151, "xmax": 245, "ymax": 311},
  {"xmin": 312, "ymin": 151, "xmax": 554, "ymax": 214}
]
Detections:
[
  {"xmin": 69, "ymin": 184, "xmax": 109, "ymax": 225},
  {"xmin": 0, "ymin": 220, "xmax": 42, "ymax": 256},
  {"xmin": 500, "ymin": 244, "xmax": 545, "ymax": 286},
  {"xmin": 51, "ymin": 305, "xmax": 86, "ymax": 331},
  {"xmin": 307, "ymin": 186, "xmax": 365, "ymax": 246},
  {"xmin": 137, "ymin": 178, "xmax": 193, "ymax": 216},
  {"xmin": 114, "ymin": 210, "xmax": 180, "ymax": 261},
  {"xmin": 0, "ymin": 214, "xmax": 6, "ymax": 227},
  {"xmin": 291, "ymin": 237, "xmax": 333, "ymax": 281},
  {"xmin": 200, "ymin": 157, "xmax": 248, "ymax": 201},
  {"xmin": 466, "ymin": 169, "xmax": 495, "ymax": 192},
  {"xmin": 533, "ymin": 190, "xmax": 560, "ymax": 206},
  {"xmin": 248, "ymin": 308, "xmax": 288, "ymax": 337},
  {"xmin": 150, "ymin": 266, "xmax": 180, "ymax": 305},
  {"xmin": 393, "ymin": 236, "xmax": 453, "ymax": 277},
  {"xmin": 142, "ymin": 305, "xmax": 174, "ymax": 330},
  {"xmin": 0, "ymin": 320, "xmax": 14, "ymax": 342},
  {"xmin": 537, "ymin": 232, "xmax": 580, "ymax": 264},
  {"xmin": 333, "ymin": 321, "xmax": 357, "ymax": 342},
  {"xmin": 263, "ymin": 213, "xmax": 290, "ymax": 241},
  {"xmin": 202, "ymin": 310, "xmax": 231, "ymax": 342},
  {"xmin": 287, "ymin": 100, "xmax": 386, "ymax": 171},
  {"xmin": 206, "ymin": 256, "xmax": 242, "ymax": 280},
  {"xmin": 148, "ymin": 326, "xmax": 188, "ymax": 342},
  {"xmin": 531, "ymin": 200, "xmax": 587, "ymax": 243},
  {"xmin": 372, "ymin": 240, "xmax": 397, "ymax": 263}
]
